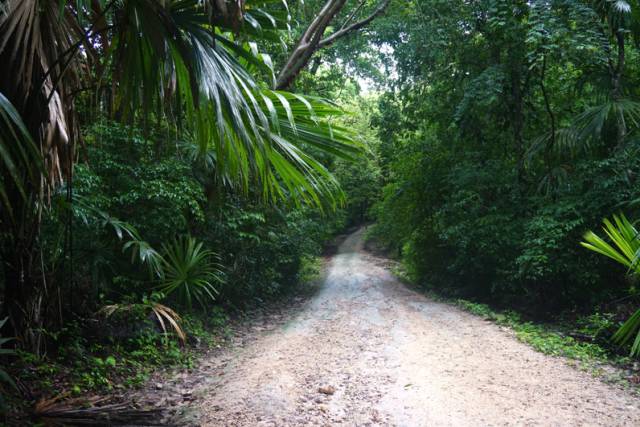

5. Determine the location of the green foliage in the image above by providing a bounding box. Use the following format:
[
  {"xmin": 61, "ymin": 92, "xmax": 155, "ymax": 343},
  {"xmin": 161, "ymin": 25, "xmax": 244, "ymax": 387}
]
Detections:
[
  {"xmin": 14, "ymin": 307, "xmax": 223, "ymax": 397},
  {"xmin": 581, "ymin": 214, "xmax": 640, "ymax": 272},
  {"xmin": 0, "ymin": 0, "xmax": 366, "ymax": 362},
  {"xmin": 0, "ymin": 0, "xmax": 384, "ymax": 410},
  {"xmin": 76, "ymin": 122, "xmax": 206, "ymax": 243},
  {"xmin": 582, "ymin": 215, "xmax": 640, "ymax": 355},
  {"xmin": 206, "ymin": 202, "xmax": 341, "ymax": 304},
  {"xmin": 576, "ymin": 312, "xmax": 619, "ymax": 344},
  {"xmin": 158, "ymin": 236, "xmax": 223, "ymax": 310},
  {"xmin": 2, "ymin": 107, "xmax": 352, "ymax": 402},
  {"xmin": 368, "ymin": 0, "xmax": 640, "ymax": 321},
  {"xmin": 59, "ymin": 120, "xmax": 345, "ymax": 312},
  {"xmin": 298, "ymin": 255, "xmax": 323, "ymax": 284},
  {"xmin": 0, "ymin": 92, "xmax": 43, "ymax": 220},
  {"xmin": 455, "ymin": 300, "xmax": 612, "ymax": 363},
  {"xmin": 332, "ymin": 150, "xmax": 381, "ymax": 226},
  {"xmin": 612, "ymin": 308, "xmax": 640, "ymax": 356},
  {"xmin": 0, "ymin": 0, "xmax": 361, "ymax": 210}
]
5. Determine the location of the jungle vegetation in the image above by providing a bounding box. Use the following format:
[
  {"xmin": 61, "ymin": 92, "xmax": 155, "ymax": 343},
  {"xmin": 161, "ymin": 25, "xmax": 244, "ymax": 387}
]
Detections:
[
  {"xmin": 4, "ymin": 0, "xmax": 640, "ymax": 416},
  {"xmin": 0, "ymin": 0, "xmax": 384, "ymax": 411},
  {"xmin": 367, "ymin": 0, "xmax": 640, "ymax": 357}
]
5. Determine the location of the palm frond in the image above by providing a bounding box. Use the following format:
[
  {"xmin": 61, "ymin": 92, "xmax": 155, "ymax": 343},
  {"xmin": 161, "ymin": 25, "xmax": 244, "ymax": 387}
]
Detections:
[
  {"xmin": 73, "ymin": 195, "xmax": 163, "ymax": 274},
  {"xmin": 150, "ymin": 302, "xmax": 186, "ymax": 344},
  {"xmin": 157, "ymin": 236, "xmax": 224, "ymax": 310},
  {"xmin": 1, "ymin": 0, "xmax": 360, "ymax": 214},
  {"xmin": 572, "ymin": 98, "xmax": 640, "ymax": 143},
  {"xmin": 99, "ymin": 301, "xmax": 186, "ymax": 344},
  {"xmin": 0, "ymin": 0, "xmax": 80, "ymax": 187},
  {"xmin": 612, "ymin": 308, "xmax": 640, "ymax": 356},
  {"xmin": 0, "ymin": 92, "xmax": 44, "ymax": 221},
  {"xmin": 580, "ymin": 214, "xmax": 640, "ymax": 271},
  {"xmin": 593, "ymin": 0, "xmax": 633, "ymax": 31},
  {"xmin": 110, "ymin": 0, "xmax": 359, "ymax": 208},
  {"xmin": 581, "ymin": 214, "xmax": 640, "ymax": 356}
]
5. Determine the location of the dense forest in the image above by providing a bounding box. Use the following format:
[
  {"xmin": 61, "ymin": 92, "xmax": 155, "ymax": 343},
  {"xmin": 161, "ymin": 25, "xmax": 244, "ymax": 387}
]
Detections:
[
  {"xmin": 3, "ymin": 0, "xmax": 640, "ymax": 422},
  {"xmin": 369, "ymin": 1, "xmax": 640, "ymax": 331}
]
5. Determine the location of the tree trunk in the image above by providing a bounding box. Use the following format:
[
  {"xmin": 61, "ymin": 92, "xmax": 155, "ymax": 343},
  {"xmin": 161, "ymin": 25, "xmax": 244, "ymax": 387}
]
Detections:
[
  {"xmin": 511, "ymin": 66, "xmax": 525, "ymax": 186},
  {"xmin": 539, "ymin": 55, "xmax": 556, "ymax": 178},
  {"xmin": 2, "ymin": 245, "xmax": 46, "ymax": 356},
  {"xmin": 612, "ymin": 30, "xmax": 626, "ymax": 147},
  {"xmin": 276, "ymin": 0, "xmax": 347, "ymax": 90}
]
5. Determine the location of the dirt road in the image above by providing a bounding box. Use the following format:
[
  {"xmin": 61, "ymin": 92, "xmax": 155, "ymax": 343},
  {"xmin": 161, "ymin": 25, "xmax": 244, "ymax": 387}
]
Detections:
[{"xmin": 190, "ymin": 228, "xmax": 640, "ymax": 426}]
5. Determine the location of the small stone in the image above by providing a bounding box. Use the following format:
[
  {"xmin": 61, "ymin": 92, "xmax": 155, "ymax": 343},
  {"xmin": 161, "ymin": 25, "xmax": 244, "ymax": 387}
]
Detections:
[
  {"xmin": 155, "ymin": 383, "xmax": 163, "ymax": 390},
  {"xmin": 318, "ymin": 385, "xmax": 336, "ymax": 395}
]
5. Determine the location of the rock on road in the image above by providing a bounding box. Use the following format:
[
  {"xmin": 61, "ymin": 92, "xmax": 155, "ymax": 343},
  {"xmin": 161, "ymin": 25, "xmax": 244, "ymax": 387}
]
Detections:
[{"xmin": 192, "ymin": 228, "xmax": 640, "ymax": 426}]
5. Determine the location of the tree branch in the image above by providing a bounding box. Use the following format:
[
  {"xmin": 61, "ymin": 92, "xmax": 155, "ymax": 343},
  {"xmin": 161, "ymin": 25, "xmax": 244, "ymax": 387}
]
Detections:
[
  {"xmin": 339, "ymin": 0, "xmax": 366, "ymax": 31},
  {"xmin": 318, "ymin": 0, "xmax": 390, "ymax": 49},
  {"xmin": 276, "ymin": 0, "xmax": 346, "ymax": 89},
  {"xmin": 275, "ymin": 0, "xmax": 390, "ymax": 90}
]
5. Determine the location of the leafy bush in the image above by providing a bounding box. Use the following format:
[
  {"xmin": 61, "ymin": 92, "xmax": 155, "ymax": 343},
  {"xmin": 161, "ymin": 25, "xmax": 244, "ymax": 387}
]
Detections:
[{"xmin": 204, "ymin": 202, "xmax": 339, "ymax": 304}]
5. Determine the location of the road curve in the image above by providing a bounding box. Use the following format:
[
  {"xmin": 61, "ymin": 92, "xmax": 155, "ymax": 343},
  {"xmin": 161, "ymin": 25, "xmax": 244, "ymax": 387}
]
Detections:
[{"xmin": 193, "ymin": 228, "xmax": 640, "ymax": 426}]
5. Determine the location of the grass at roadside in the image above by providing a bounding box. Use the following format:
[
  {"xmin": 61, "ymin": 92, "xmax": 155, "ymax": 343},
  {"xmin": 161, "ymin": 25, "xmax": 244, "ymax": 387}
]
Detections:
[{"xmin": 11, "ymin": 309, "xmax": 228, "ymax": 402}]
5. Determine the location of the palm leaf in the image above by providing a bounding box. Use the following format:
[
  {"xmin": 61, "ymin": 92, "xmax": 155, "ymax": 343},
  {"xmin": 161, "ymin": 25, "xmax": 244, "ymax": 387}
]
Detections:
[
  {"xmin": 580, "ymin": 214, "xmax": 640, "ymax": 271},
  {"xmin": 573, "ymin": 99, "xmax": 640, "ymax": 143},
  {"xmin": 0, "ymin": 0, "xmax": 80, "ymax": 187},
  {"xmin": 99, "ymin": 302, "xmax": 186, "ymax": 343},
  {"xmin": 157, "ymin": 235, "xmax": 223, "ymax": 310},
  {"xmin": 613, "ymin": 308, "xmax": 640, "ymax": 356},
  {"xmin": 581, "ymin": 214, "xmax": 640, "ymax": 355},
  {"xmin": 2, "ymin": 0, "xmax": 361, "ymax": 214},
  {"xmin": 0, "ymin": 92, "xmax": 44, "ymax": 221}
]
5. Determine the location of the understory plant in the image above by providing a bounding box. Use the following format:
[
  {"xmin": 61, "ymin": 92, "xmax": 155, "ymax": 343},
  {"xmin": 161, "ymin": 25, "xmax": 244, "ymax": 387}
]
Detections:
[
  {"xmin": 99, "ymin": 297, "xmax": 187, "ymax": 344},
  {"xmin": 581, "ymin": 214, "xmax": 640, "ymax": 355},
  {"xmin": 158, "ymin": 236, "xmax": 224, "ymax": 310}
]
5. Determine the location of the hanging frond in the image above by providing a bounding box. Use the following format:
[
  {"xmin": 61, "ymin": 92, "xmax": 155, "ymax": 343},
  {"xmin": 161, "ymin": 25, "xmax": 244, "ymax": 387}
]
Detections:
[
  {"xmin": 99, "ymin": 301, "xmax": 186, "ymax": 343},
  {"xmin": 110, "ymin": 0, "xmax": 360, "ymax": 208},
  {"xmin": 0, "ymin": 0, "xmax": 81, "ymax": 188},
  {"xmin": 0, "ymin": 0, "xmax": 360, "ymax": 217},
  {"xmin": 0, "ymin": 92, "xmax": 44, "ymax": 221}
]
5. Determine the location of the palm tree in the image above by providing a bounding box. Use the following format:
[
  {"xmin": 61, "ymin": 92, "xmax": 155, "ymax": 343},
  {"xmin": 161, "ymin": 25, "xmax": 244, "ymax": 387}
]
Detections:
[{"xmin": 0, "ymin": 0, "xmax": 360, "ymax": 351}]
